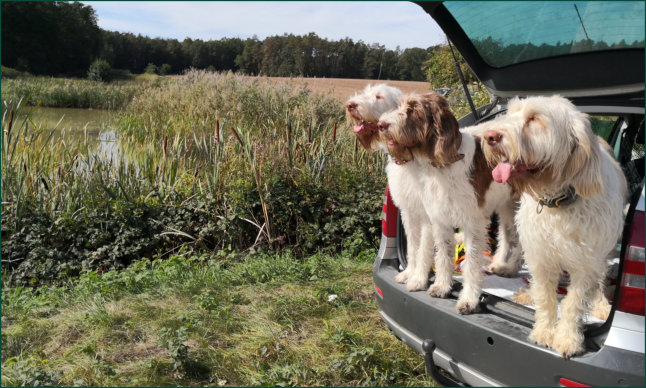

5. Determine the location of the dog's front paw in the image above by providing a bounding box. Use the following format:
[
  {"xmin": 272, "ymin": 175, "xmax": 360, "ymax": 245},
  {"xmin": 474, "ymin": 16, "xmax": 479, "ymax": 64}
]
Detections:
[
  {"xmin": 529, "ymin": 325, "xmax": 555, "ymax": 348},
  {"xmin": 428, "ymin": 284, "xmax": 452, "ymax": 299},
  {"xmin": 456, "ymin": 298, "xmax": 480, "ymax": 314},
  {"xmin": 552, "ymin": 330, "xmax": 584, "ymax": 359},
  {"xmin": 406, "ymin": 272, "xmax": 429, "ymax": 292},
  {"xmin": 590, "ymin": 294, "xmax": 611, "ymax": 321}
]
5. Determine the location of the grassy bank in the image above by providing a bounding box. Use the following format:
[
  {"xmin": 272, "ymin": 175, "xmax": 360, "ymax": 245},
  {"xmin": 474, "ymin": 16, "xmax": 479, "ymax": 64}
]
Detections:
[
  {"xmin": 1, "ymin": 251, "xmax": 431, "ymax": 386},
  {"xmin": 0, "ymin": 76, "xmax": 150, "ymax": 110}
]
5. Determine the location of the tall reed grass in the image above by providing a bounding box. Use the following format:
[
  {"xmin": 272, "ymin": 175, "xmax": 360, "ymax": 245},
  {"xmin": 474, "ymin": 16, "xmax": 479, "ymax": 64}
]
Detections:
[
  {"xmin": 1, "ymin": 77, "xmax": 146, "ymax": 110},
  {"xmin": 118, "ymin": 69, "xmax": 387, "ymax": 224},
  {"xmin": 1, "ymin": 70, "xmax": 386, "ymax": 284}
]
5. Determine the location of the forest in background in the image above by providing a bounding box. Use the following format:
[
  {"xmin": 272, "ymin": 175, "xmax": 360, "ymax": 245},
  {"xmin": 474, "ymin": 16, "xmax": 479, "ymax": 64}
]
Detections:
[{"xmin": 1, "ymin": 1, "xmax": 434, "ymax": 81}]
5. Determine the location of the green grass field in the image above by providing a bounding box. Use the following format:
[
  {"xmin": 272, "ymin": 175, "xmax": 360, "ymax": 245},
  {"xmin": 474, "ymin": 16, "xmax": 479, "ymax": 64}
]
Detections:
[
  {"xmin": 1, "ymin": 251, "xmax": 432, "ymax": 386},
  {"xmin": 1, "ymin": 70, "xmax": 483, "ymax": 386}
]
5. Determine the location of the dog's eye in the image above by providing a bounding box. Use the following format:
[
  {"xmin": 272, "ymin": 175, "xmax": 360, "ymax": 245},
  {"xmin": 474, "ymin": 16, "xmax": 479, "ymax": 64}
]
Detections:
[
  {"xmin": 524, "ymin": 114, "xmax": 545, "ymax": 130},
  {"xmin": 375, "ymin": 94, "xmax": 383, "ymax": 100}
]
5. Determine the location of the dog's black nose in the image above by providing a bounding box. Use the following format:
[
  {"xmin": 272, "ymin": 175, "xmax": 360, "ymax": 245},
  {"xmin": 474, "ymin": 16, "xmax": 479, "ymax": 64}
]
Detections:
[
  {"xmin": 377, "ymin": 120, "xmax": 389, "ymax": 132},
  {"xmin": 346, "ymin": 101, "xmax": 357, "ymax": 111},
  {"xmin": 484, "ymin": 129, "xmax": 502, "ymax": 146}
]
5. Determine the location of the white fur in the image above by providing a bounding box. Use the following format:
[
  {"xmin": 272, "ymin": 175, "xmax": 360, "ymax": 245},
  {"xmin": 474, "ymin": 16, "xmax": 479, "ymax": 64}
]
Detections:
[
  {"xmin": 380, "ymin": 103, "xmax": 521, "ymax": 314},
  {"xmin": 346, "ymin": 84, "xmax": 403, "ymax": 123},
  {"xmin": 484, "ymin": 96, "xmax": 627, "ymax": 357},
  {"xmin": 346, "ymin": 84, "xmax": 433, "ymax": 291},
  {"xmin": 387, "ymin": 159, "xmax": 436, "ymax": 291},
  {"xmin": 466, "ymin": 121, "xmax": 523, "ymax": 277}
]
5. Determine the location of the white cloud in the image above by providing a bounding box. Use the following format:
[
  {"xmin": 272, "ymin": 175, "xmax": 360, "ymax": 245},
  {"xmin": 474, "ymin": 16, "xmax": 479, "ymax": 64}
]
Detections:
[{"xmin": 84, "ymin": 1, "xmax": 445, "ymax": 49}]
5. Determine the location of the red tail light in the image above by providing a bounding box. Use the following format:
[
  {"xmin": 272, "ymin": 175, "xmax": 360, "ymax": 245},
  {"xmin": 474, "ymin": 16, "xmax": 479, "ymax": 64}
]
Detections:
[
  {"xmin": 382, "ymin": 185, "xmax": 399, "ymax": 237},
  {"xmin": 617, "ymin": 210, "xmax": 645, "ymax": 315},
  {"xmin": 559, "ymin": 377, "xmax": 590, "ymax": 387},
  {"xmin": 374, "ymin": 284, "xmax": 384, "ymax": 299}
]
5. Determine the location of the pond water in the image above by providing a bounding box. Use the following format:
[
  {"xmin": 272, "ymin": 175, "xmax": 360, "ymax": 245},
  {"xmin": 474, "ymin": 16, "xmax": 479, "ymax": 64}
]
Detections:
[{"xmin": 9, "ymin": 106, "xmax": 120, "ymax": 161}]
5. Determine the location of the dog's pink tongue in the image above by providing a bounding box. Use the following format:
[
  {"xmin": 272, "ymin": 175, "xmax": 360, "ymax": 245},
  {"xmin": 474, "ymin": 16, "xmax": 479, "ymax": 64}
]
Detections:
[
  {"xmin": 492, "ymin": 162, "xmax": 513, "ymax": 183},
  {"xmin": 353, "ymin": 124, "xmax": 364, "ymax": 133}
]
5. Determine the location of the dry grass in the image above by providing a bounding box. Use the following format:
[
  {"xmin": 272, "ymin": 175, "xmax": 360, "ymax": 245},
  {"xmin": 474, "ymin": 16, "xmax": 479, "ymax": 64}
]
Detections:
[{"xmin": 169, "ymin": 74, "xmax": 432, "ymax": 102}]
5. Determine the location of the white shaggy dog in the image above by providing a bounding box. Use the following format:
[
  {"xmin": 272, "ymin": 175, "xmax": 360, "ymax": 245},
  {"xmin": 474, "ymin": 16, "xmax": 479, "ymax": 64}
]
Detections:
[
  {"xmin": 481, "ymin": 95, "xmax": 627, "ymax": 357},
  {"xmin": 377, "ymin": 92, "xmax": 520, "ymax": 313},
  {"xmin": 346, "ymin": 84, "xmax": 435, "ymax": 292}
]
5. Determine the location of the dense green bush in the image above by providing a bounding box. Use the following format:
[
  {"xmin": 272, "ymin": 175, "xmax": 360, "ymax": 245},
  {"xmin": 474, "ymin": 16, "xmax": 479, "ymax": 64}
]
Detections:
[
  {"xmin": 159, "ymin": 63, "xmax": 172, "ymax": 76},
  {"xmin": 144, "ymin": 63, "xmax": 158, "ymax": 74},
  {"xmin": 1, "ymin": 175, "xmax": 382, "ymax": 286},
  {"xmin": 87, "ymin": 59, "xmax": 113, "ymax": 82}
]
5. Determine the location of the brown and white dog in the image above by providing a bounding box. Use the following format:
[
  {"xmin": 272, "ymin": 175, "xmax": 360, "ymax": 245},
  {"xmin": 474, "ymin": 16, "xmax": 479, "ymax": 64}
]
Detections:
[
  {"xmin": 481, "ymin": 95, "xmax": 627, "ymax": 357},
  {"xmin": 377, "ymin": 92, "xmax": 521, "ymax": 313},
  {"xmin": 347, "ymin": 84, "xmax": 436, "ymax": 292}
]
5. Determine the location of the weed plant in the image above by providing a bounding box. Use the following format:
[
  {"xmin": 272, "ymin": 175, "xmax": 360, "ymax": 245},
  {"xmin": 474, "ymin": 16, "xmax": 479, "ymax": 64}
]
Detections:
[{"xmin": 2, "ymin": 70, "xmax": 387, "ymax": 284}]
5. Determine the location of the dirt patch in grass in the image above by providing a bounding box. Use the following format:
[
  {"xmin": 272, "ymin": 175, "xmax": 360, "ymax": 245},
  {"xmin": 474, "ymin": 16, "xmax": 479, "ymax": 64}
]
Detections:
[{"xmin": 107, "ymin": 341, "xmax": 166, "ymax": 364}]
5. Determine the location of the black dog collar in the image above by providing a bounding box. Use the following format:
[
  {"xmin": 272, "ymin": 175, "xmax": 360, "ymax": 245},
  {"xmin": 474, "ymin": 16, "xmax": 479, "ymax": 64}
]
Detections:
[{"xmin": 537, "ymin": 186, "xmax": 578, "ymax": 213}]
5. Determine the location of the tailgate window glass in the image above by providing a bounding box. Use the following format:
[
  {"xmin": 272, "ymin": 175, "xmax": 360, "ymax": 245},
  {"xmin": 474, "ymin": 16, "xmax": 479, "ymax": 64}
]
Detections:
[{"xmin": 445, "ymin": 1, "xmax": 645, "ymax": 68}]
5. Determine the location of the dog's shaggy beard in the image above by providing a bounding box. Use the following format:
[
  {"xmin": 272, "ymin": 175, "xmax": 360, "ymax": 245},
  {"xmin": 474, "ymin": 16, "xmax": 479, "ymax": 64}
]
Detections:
[
  {"xmin": 345, "ymin": 84, "xmax": 402, "ymax": 151},
  {"xmin": 482, "ymin": 96, "xmax": 603, "ymax": 200}
]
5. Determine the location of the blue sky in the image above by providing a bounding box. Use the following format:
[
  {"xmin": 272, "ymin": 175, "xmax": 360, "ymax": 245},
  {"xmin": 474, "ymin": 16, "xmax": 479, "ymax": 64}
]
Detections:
[{"xmin": 83, "ymin": 1, "xmax": 446, "ymax": 50}]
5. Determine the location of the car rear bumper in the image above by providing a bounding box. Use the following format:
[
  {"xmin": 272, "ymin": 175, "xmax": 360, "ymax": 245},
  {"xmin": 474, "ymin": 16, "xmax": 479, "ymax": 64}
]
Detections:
[{"xmin": 373, "ymin": 236, "xmax": 645, "ymax": 387}]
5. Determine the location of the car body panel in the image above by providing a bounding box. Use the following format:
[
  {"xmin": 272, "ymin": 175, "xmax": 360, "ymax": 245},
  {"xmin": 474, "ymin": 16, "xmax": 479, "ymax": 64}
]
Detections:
[{"xmin": 373, "ymin": 252, "xmax": 646, "ymax": 387}]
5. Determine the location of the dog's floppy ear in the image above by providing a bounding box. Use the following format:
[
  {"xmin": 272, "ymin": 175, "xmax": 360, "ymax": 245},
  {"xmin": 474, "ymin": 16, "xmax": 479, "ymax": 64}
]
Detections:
[
  {"xmin": 422, "ymin": 93, "xmax": 464, "ymax": 167},
  {"xmin": 563, "ymin": 110, "xmax": 603, "ymax": 198}
]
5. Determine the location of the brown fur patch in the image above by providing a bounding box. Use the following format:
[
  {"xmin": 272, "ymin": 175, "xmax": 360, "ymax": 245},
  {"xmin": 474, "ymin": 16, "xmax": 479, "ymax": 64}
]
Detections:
[
  {"xmin": 470, "ymin": 140, "xmax": 494, "ymax": 207},
  {"xmin": 387, "ymin": 142, "xmax": 414, "ymax": 163},
  {"xmin": 513, "ymin": 287, "xmax": 533, "ymax": 305},
  {"xmin": 392, "ymin": 92, "xmax": 464, "ymax": 167},
  {"xmin": 424, "ymin": 93, "xmax": 464, "ymax": 167}
]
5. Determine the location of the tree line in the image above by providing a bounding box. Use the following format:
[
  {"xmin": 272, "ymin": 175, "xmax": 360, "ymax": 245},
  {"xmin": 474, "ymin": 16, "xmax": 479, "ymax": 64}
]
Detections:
[{"xmin": 1, "ymin": 1, "xmax": 433, "ymax": 81}]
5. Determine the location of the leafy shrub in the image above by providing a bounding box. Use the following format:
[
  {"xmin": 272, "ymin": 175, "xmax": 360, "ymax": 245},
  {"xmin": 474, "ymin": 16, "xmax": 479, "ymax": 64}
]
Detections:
[
  {"xmin": 87, "ymin": 59, "xmax": 113, "ymax": 82},
  {"xmin": 1, "ymin": 357, "xmax": 62, "ymax": 387},
  {"xmin": 447, "ymin": 82, "xmax": 492, "ymax": 118},
  {"xmin": 144, "ymin": 63, "xmax": 158, "ymax": 74},
  {"xmin": 1, "ymin": 65, "xmax": 29, "ymax": 79},
  {"xmin": 159, "ymin": 64, "xmax": 172, "ymax": 76},
  {"xmin": 158, "ymin": 327, "xmax": 190, "ymax": 372}
]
